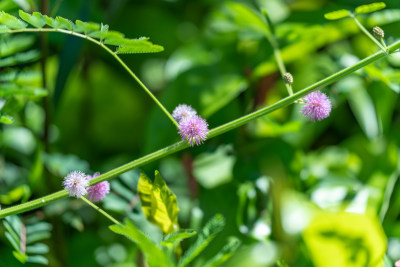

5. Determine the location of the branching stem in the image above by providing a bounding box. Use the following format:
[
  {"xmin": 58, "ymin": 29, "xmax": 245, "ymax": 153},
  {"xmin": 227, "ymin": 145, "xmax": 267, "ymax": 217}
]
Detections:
[
  {"xmin": 4, "ymin": 28, "xmax": 179, "ymax": 127},
  {"xmin": 1, "ymin": 39, "xmax": 399, "ymax": 219}
]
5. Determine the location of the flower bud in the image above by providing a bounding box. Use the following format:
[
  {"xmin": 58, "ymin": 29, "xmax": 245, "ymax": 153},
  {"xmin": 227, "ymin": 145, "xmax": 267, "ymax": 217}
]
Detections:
[
  {"xmin": 373, "ymin": 26, "xmax": 384, "ymax": 39},
  {"xmin": 283, "ymin": 72, "xmax": 293, "ymax": 84}
]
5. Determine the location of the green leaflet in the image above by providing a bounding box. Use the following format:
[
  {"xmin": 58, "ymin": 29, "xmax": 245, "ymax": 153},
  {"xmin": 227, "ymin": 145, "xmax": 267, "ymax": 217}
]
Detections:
[
  {"xmin": 0, "ymin": 113, "xmax": 14, "ymax": 124},
  {"xmin": 356, "ymin": 2, "xmax": 386, "ymax": 14},
  {"xmin": 3, "ymin": 215, "xmax": 51, "ymax": 265},
  {"xmin": 109, "ymin": 219, "xmax": 172, "ymax": 267},
  {"xmin": 324, "ymin": 9, "xmax": 350, "ymax": 20},
  {"xmin": 0, "ymin": 11, "xmax": 27, "ymax": 29},
  {"xmin": 203, "ymin": 237, "xmax": 241, "ymax": 267},
  {"xmin": 116, "ymin": 41, "xmax": 164, "ymax": 54},
  {"xmin": 160, "ymin": 229, "xmax": 197, "ymax": 246},
  {"xmin": 55, "ymin": 16, "xmax": 73, "ymax": 30},
  {"xmin": 74, "ymin": 20, "xmax": 100, "ymax": 34},
  {"xmin": 19, "ymin": 10, "xmax": 46, "ymax": 28},
  {"xmin": 0, "ymin": 50, "xmax": 41, "ymax": 68},
  {"xmin": 179, "ymin": 214, "xmax": 225, "ymax": 267},
  {"xmin": 0, "ymin": 10, "xmax": 164, "ymax": 53},
  {"xmin": 138, "ymin": 170, "xmax": 179, "ymax": 234},
  {"xmin": 0, "ymin": 35, "xmax": 35, "ymax": 57}
]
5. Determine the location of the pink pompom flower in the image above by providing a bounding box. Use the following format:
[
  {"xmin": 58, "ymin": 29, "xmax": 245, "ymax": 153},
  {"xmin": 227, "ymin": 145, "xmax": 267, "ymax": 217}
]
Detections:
[
  {"xmin": 63, "ymin": 171, "xmax": 89, "ymax": 198},
  {"xmin": 172, "ymin": 104, "xmax": 197, "ymax": 123},
  {"xmin": 86, "ymin": 172, "xmax": 110, "ymax": 202},
  {"xmin": 301, "ymin": 91, "xmax": 332, "ymax": 122},
  {"xmin": 178, "ymin": 115, "xmax": 209, "ymax": 146}
]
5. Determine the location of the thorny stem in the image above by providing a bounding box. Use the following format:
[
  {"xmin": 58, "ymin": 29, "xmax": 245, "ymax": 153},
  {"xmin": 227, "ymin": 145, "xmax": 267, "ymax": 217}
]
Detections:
[
  {"xmin": 3, "ymin": 28, "xmax": 179, "ymax": 127},
  {"xmin": 1, "ymin": 39, "xmax": 399, "ymax": 219},
  {"xmin": 80, "ymin": 197, "xmax": 120, "ymax": 225}
]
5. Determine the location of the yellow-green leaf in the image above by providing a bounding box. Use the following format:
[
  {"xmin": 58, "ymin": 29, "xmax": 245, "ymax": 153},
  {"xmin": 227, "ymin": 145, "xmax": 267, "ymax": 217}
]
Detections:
[
  {"xmin": 303, "ymin": 211, "xmax": 386, "ymax": 267},
  {"xmin": 138, "ymin": 170, "xmax": 179, "ymax": 234},
  {"xmin": 356, "ymin": 2, "xmax": 386, "ymax": 14},
  {"xmin": 324, "ymin": 9, "xmax": 350, "ymax": 20}
]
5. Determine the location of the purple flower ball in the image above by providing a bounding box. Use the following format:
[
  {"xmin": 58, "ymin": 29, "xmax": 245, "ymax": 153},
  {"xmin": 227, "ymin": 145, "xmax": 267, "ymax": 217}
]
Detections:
[
  {"xmin": 86, "ymin": 172, "xmax": 110, "ymax": 203},
  {"xmin": 172, "ymin": 104, "xmax": 197, "ymax": 123},
  {"xmin": 178, "ymin": 115, "xmax": 209, "ymax": 146},
  {"xmin": 301, "ymin": 91, "xmax": 332, "ymax": 122},
  {"xmin": 63, "ymin": 171, "xmax": 89, "ymax": 198}
]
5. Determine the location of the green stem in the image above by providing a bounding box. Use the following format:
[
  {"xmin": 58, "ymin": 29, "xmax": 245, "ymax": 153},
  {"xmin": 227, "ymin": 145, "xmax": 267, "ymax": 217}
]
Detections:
[
  {"xmin": 0, "ymin": 38, "xmax": 399, "ymax": 219},
  {"xmin": 80, "ymin": 197, "xmax": 120, "ymax": 225},
  {"xmin": 3, "ymin": 28, "xmax": 179, "ymax": 127},
  {"xmin": 266, "ymin": 34, "xmax": 293, "ymax": 96},
  {"xmin": 350, "ymin": 14, "xmax": 387, "ymax": 53}
]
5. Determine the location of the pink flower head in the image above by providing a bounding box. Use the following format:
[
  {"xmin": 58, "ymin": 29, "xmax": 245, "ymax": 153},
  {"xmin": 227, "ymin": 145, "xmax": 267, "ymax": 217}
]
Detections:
[
  {"xmin": 63, "ymin": 171, "xmax": 89, "ymax": 198},
  {"xmin": 178, "ymin": 115, "xmax": 209, "ymax": 146},
  {"xmin": 301, "ymin": 91, "xmax": 332, "ymax": 122},
  {"xmin": 86, "ymin": 172, "xmax": 110, "ymax": 202},
  {"xmin": 395, "ymin": 260, "xmax": 400, "ymax": 267},
  {"xmin": 172, "ymin": 104, "xmax": 197, "ymax": 123}
]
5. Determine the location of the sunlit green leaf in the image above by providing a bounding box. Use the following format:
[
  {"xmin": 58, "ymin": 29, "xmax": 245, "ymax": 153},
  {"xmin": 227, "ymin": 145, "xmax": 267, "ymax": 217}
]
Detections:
[
  {"xmin": 19, "ymin": 10, "xmax": 46, "ymax": 28},
  {"xmin": 0, "ymin": 11, "xmax": 27, "ymax": 29},
  {"xmin": 138, "ymin": 170, "xmax": 179, "ymax": 234},
  {"xmin": 303, "ymin": 211, "xmax": 386, "ymax": 267},
  {"xmin": 179, "ymin": 214, "xmax": 225, "ymax": 267},
  {"xmin": 109, "ymin": 219, "xmax": 172, "ymax": 267},
  {"xmin": 0, "ymin": 113, "xmax": 14, "ymax": 124},
  {"xmin": 324, "ymin": 9, "xmax": 350, "ymax": 20},
  {"xmin": 356, "ymin": 2, "xmax": 386, "ymax": 14},
  {"xmin": 0, "ymin": 185, "xmax": 30, "ymax": 204}
]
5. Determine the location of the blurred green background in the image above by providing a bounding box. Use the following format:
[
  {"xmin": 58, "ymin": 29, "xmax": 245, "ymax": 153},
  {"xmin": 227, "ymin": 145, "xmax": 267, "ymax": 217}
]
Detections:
[{"xmin": 1, "ymin": 0, "xmax": 400, "ymax": 266}]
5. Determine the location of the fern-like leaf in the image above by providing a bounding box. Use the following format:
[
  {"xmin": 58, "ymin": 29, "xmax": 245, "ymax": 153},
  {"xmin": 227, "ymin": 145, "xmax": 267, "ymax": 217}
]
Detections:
[
  {"xmin": 19, "ymin": 10, "xmax": 46, "ymax": 28},
  {"xmin": 179, "ymin": 214, "xmax": 225, "ymax": 267},
  {"xmin": 0, "ymin": 11, "xmax": 27, "ymax": 29},
  {"xmin": 74, "ymin": 20, "xmax": 100, "ymax": 34}
]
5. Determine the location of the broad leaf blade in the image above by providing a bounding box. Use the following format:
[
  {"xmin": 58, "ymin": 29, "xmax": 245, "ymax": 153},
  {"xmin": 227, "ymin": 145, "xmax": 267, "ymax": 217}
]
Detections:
[
  {"xmin": 356, "ymin": 2, "xmax": 386, "ymax": 14},
  {"xmin": 109, "ymin": 219, "xmax": 171, "ymax": 267},
  {"xmin": 179, "ymin": 214, "xmax": 225, "ymax": 267},
  {"xmin": 19, "ymin": 11, "xmax": 46, "ymax": 28},
  {"xmin": 0, "ymin": 11, "xmax": 27, "ymax": 29},
  {"xmin": 138, "ymin": 170, "xmax": 179, "ymax": 234},
  {"xmin": 203, "ymin": 237, "xmax": 241, "ymax": 267},
  {"xmin": 324, "ymin": 9, "xmax": 350, "ymax": 20}
]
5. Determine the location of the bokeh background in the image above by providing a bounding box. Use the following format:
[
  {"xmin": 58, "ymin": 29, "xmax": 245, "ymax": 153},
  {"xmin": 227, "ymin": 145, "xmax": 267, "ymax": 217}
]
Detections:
[{"xmin": 1, "ymin": 0, "xmax": 400, "ymax": 266}]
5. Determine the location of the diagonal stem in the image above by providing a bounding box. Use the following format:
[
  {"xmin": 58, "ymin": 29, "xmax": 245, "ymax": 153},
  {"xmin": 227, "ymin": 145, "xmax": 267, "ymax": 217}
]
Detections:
[
  {"xmin": 350, "ymin": 13, "xmax": 387, "ymax": 53},
  {"xmin": 1, "ymin": 39, "xmax": 399, "ymax": 219},
  {"xmin": 81, "ymin": 197, "xmax": 120, "ymax": 225},
  {"xmin": 3, "ymin": 28, "xmax": 179, "ymax": 127}
]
